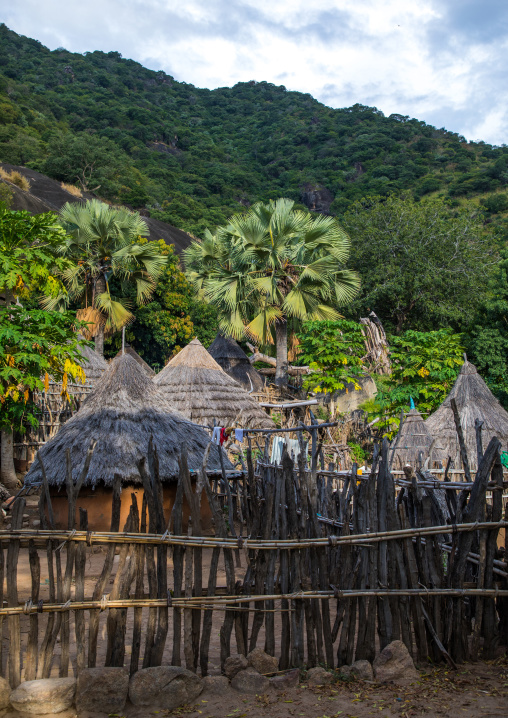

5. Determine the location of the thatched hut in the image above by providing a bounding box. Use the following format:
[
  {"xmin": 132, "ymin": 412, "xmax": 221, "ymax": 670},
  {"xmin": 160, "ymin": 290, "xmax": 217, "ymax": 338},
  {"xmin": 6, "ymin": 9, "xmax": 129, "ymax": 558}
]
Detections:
[
  {"xmin": 208, "ymin": 332, "xmax": 265, "ymax": 392},
  {"xmin": 154, "ymin": 338, "xmax": 275, "ymax": 429},
  {"xmin": 24, "ymin": 353, "xmax": 234, "ymax": 530},
  {"xmin": 426, "ymin": 359, "xmax": 508, "ymax": 470},
  {"xmin": 390, "ymin": 408, "xmax": 446, "ymax": 470},
  {"xmin": 78, "ymin": 342, "xmax": 109, "ymax": 384},
  {"xmin": 115, "ymin": 345, "xmax": 155, "ymax": 377}
]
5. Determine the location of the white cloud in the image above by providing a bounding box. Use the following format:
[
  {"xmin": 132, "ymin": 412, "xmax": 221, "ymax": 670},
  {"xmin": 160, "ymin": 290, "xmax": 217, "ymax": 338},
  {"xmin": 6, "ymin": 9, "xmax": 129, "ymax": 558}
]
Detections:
[{"xmin": 2, "ymin": 0, "xmax": 507, "ymax": 144}]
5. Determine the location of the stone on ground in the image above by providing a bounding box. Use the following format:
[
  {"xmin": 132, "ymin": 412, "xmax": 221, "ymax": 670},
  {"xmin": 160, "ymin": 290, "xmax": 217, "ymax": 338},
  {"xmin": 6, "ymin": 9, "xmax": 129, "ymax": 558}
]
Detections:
[
  {"xmin": 350, "ymin": 660, "xmax": 374, "ymax": 681},
  {"xmin": 10, "ymin": 678, "xmax": 76, "ymax": 715},
  {"xmin": 306, "ymin": 667, "xmax": 334, "ymax": 686},
  {"xmin": 247, "ymin": 648, "xmax": 278, "ymax": 675},
  {"xmin": 129, "ymin": 666, "xmax": 203, "ymax": 709},
  {"xmin": 231, "ymin": 668, "xmax": 270, "ymax": 694},
  {"xmin": 201, "ymin": 675, "xmax": 231, "ymax": 694},
  {"xmin": 76, "ymin": 667, "xmax": 129, "ymax": 713},
  {"xmin": 0, "ymin": 676, "xmax": 11, "ymax": 709},
  {"xmin": 270, "ymin": 669, "xmax": 300, "ymax": 690},
  {"xmin": 224, "ymin": 654, "xmax": 248, "ymax": 679},
  {"xmin": 373, "ymin": 640, "xmax": 419, "ymax": 683}
]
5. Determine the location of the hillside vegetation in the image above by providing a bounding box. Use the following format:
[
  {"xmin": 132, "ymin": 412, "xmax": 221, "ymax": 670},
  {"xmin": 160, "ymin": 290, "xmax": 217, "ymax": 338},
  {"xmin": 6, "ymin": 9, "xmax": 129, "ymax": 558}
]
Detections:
[{"xmin": 1, "ymin": 24, "xmax": 507, "ymax": 239}]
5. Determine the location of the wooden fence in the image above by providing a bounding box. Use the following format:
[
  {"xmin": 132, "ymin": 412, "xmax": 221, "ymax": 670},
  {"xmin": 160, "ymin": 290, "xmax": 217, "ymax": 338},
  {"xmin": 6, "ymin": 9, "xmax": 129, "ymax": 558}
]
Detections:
[{"xmin": 1, "ymin": 429, "xmax": 507, "ymax": 688}]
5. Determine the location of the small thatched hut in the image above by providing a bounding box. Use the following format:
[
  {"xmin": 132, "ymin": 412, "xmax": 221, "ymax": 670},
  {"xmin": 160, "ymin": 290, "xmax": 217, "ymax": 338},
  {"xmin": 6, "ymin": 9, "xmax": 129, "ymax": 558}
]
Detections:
[
  {"xmin": 208, "ymin": 332, "xmax": 265, "ymax": 392},
  {"xmin": 78, "ymin": 342, "xmax": 109, "ymax": 385},
  {"xmin": 390, "ymin": 408, "xmax": 446, "ymax": 470},
  {"xmin": 24, "ymin": 353, "xmax": 233, "ymax": 530},
  {"xmin": 154, "ymin": 338, "xmax": 275, "ymax": 429},
  {"xmin": 426, "ymin": 359, "xmax": 508, "ymax": 470},
  {"xmin": 115, "ymin": 345, "xmax": 155, "ymax": 377}
]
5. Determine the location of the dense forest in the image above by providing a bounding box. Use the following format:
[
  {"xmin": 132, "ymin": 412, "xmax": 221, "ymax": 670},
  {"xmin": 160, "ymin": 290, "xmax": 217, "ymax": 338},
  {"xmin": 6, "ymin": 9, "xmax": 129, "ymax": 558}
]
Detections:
[{"xmin": 1, "ymin": 24, "xmax": 507, "ymax": 240}]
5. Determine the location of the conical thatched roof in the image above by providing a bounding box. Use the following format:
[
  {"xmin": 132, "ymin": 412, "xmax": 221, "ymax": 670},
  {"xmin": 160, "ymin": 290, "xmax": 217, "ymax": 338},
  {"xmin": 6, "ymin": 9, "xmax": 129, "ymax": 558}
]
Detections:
[
  {"xmin": 115, "ymin": 346, "xmax": 155, "ymax": 377},
  {"xmin": 78, "ymin": 343, "xmax": 108, "ymax": 384},
  {"xmin": 24, "ymin": 353, "xmax": 232, "ymax": 489},
  {"xmin": 390, "ymin": 409, "xmax": 446, "ymax": 470},
  {"xmin": 154, "ymin": 338, "xmax": 275, "ymax": 429},
  {"xmin": 208, "ymin": 332, "xmax": 265, "ymax": 392},
  {"xmin": 426, "ymin": 359, "xmax": 508, "ymax": 470}
]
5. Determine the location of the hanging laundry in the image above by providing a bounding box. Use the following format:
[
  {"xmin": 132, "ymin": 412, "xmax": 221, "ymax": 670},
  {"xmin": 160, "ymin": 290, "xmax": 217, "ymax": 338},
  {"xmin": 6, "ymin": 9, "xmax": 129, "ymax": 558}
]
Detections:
[
  {"xmin": 235, "ymin": 428, "xmax": 244, "ymax": 442},
  {"xmin": 219, "ymin": 427, "xmax": 227, "ymax": 445},
  {"xmin": 211, "ymin": 427, "xmax": 221, "ymax": 445}
]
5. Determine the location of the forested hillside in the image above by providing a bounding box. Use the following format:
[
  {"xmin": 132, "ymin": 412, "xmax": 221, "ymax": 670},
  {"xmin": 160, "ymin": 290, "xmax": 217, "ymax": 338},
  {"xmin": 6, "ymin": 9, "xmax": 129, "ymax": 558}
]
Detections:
[{"xmin": 1, "ymin": 24, "xmax": 507, "ymax": 238}]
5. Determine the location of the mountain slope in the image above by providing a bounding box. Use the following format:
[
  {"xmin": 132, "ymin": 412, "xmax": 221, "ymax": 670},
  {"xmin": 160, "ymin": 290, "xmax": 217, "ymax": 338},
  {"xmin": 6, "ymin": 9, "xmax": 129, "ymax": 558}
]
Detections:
[
  {"xmin": 1, "ymin": 24, "xmax": 507, "ymax": 238},
  {"xmin": 0, "ymin": 163, "xmax": 195, "ymax": 251}
]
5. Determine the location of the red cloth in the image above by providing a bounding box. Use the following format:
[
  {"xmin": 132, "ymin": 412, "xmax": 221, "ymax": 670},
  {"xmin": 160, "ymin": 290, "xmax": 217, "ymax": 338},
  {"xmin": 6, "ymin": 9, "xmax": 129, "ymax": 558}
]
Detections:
[{"xmin": 219, "ymin": 427, "xmax": 227, "ymax": 445}]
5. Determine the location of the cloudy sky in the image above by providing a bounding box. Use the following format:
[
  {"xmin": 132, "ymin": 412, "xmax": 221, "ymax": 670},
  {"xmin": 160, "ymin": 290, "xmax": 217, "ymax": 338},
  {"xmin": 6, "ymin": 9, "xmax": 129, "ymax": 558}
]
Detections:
[{"xmin": 4, "ymin": 0, "xmax": 508, "ymax": 144}]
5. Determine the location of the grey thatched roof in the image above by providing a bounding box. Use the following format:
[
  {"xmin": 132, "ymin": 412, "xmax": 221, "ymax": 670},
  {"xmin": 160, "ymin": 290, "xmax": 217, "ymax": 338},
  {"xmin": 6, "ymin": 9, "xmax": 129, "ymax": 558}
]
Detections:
[
  {"xmin": 208, "ymin": 332, "xmax": 265, "ymax": 392},
  {"xmin": 115, "ymin": 346, "xmax": 155, "ymax": 377},
  {"xmin": 24, "ymin": 353, "xmax": 232, "ymax": 489},
  {"xmin": 77, "ymin": 343, "xmax": 108, "ymax": 384},
  {"xmin": 426, "ymin": 359, "xmax": 508, "ymax": 470},
  {"xmin": 154, "ymin": 338, "xmax": 275, "ymax": 429},
  {"xmin": 390, "ymin": 409, "xmax": 446, "ymax": 470}
]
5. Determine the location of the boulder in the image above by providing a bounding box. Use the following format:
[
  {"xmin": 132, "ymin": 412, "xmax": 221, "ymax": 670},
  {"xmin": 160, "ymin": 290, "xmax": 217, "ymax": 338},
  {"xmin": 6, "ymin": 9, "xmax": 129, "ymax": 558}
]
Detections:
[
  {"xmin": 270, "ymin": 669, "xmax": 299, "ymax": 691},
  {"xmin": 231, "ymin": 668, "xmax": 270, "ymax": 694},
  {"xmin": 129, "ymin": 666, "xmax": 203, "ymax": 709},
  {"xmin": 224, "ymin": 654, "xmax": 248, "ymax": 679},
  {"xmin": 10, "ymin": 678, "xmax": 76, "ymax": 715},
  {"xmin": 306, "ymin": 667, "xmax": 334, "ymax": 686},
  {"xmin": 201, "ymin": 675, "xmax": 231, "ymax": 694},
  {"xmin": 350, "ymin": 660, "xmax": 374, "ymax": 681},
  {"xmin": 76, "ymin": 667, "xmax": 129, "ymax": 713},
  {"xmin": 0, "ymin": 676, "xmax": 11, "ymax": 709},
  {"xmin": 247, "ymin": 648, "xmax": 278, "ymax": 675},
  {"xmin": 373, "ymin": 640, "xmax": 419, "ymax": 684}
]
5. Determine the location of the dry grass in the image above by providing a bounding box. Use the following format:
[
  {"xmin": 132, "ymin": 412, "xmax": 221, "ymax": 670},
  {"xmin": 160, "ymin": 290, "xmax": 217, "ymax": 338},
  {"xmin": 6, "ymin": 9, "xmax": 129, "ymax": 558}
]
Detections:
[
  {"xmin": 0, "ymin": 167, "xmax": 30, "ymax": 191},
  {"xmin": 61, "ymin": 182, "xmax": 82, "ymax": 197}
]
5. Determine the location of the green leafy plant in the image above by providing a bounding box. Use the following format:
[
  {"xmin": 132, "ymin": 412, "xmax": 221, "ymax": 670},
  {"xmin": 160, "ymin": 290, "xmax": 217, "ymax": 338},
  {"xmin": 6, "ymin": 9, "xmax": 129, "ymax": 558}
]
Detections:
[
  {"xmin": 371, "ymin": 328, "xmax": 464, "ymax": 436},
  {"xmin": 297, "ymin": 319, "xmax": 365, "ymax": 394}
]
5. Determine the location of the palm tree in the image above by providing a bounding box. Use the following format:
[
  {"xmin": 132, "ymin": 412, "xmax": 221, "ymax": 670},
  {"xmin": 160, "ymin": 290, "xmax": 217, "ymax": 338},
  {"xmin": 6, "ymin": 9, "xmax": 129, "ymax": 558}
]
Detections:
[
  {"xmin": 184, "ymin": 198, "xmax": 360, "ymax": 386},
  {"xmin": 43, "ymin": 200, "xmax": 167, "ymax": 355}
]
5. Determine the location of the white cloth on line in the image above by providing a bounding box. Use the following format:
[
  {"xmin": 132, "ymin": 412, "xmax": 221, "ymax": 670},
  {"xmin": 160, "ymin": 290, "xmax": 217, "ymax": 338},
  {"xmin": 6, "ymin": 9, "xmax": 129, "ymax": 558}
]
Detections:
[
  {"xmin": 270, "ymin": 436, "xmax": 305, "ymax": 465},
  {"xmin": 235, "ymin": 428, "xmax": 244, "ymax": 442},
  {"xmin": 211, "ymin": 427, "xmax": 221, "ymax": 445}
]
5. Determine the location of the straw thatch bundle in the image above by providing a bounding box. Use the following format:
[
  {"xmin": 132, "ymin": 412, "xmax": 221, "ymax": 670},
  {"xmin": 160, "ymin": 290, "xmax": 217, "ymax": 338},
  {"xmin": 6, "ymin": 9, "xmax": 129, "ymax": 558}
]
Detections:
[
  {"xmin": 390, "ymin": 409, "xmax": 446, "ymax": 470},
  {"xmin": 115, "ymin": 346, "xmax": 155, "ymax": 377},
  {"xmin": 78, "ymin": 343, "xmax": 108, "ymax": 384},
  {"xmin": 426, "ymin": 359, "xmax": 508, "ymax": 470},
  {"xmin": 208, "ymin": 332, "xmax": 265, "ymax": 392},
  {"xmin": 154, "ymin": 338, "xmax": 275, "ymax": 429},
  {"xmin": 24, "ymin": 353, "xmax": 232, "ymax": 489}
]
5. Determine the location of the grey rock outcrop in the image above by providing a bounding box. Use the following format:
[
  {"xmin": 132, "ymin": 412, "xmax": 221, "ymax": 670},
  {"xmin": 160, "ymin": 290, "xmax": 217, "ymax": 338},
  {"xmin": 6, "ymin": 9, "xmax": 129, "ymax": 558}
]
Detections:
[
  {"xmin": 201, "ymin": 675, "xmax": 231, "ymax": 694},
  {"xmin": 247, "ymin": 647, "xmax": 278, "ymax": 674},
  {"xmin": 231, "ymin": 668, "xmax": 270, "ymax": 694},
  {"xmin": 306, "ymin": 667, "xmax": 334, "ymax": 686},
  {"xmin": 373, "ymin": 640, "xmax": 419, "ymax": 683},
  {"xmin": 224, "ymin": 654, "xmax": 248, "ymax": 679},
  {"xmin": 76, "ymin": 667, "xmax": 129, "ymax": 713},
  {"xmin": 10, "ymin": 678, "xmax": 76, "ymax": 715},
  {"xmin": 129, "ymin": 666, "xmax": 203, "ymax": 709}
]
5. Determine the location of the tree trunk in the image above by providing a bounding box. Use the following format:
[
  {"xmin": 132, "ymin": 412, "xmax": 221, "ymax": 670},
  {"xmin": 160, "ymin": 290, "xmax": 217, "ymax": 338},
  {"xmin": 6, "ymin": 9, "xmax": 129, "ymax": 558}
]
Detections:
[
  {"xmin": 0, "ymin": 430, "xmax": 18, "ymax": 491},
  {"xmin": 94, "ymin": 275, "xmax": 106, "ymax": 357},
  {"xmin": 274, "ymin": 318, "xmax": 289, "ymax": 387}
]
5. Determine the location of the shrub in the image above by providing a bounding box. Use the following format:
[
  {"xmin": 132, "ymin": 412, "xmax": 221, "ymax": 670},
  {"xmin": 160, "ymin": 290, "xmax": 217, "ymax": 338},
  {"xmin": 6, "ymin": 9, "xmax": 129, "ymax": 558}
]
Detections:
[
  {"xmin": 60, "ymin": 182, "xmax": 82, "ymax": 198},
  {"xmin": 0, "ymin": 167, "xmax": 30, "ymax": 191}
]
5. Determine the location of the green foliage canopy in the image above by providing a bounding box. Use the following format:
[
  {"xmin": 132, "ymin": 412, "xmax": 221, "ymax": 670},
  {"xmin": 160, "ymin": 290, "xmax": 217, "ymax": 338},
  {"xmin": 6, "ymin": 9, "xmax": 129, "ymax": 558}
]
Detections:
[{"xmin": 297, "ymin": 319, "xmax": 366, "ymax": 394}]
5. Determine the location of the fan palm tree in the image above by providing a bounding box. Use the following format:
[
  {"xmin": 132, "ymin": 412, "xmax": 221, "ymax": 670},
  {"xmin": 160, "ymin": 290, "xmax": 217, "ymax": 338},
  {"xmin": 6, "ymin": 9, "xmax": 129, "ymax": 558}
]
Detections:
[
  {"xmin": 43, "ymin": 200, "xmax": 167, "ymax": 355},
  {"xmin": 184, "ymin": 198, "xmax": 360, "ymax": 386}
]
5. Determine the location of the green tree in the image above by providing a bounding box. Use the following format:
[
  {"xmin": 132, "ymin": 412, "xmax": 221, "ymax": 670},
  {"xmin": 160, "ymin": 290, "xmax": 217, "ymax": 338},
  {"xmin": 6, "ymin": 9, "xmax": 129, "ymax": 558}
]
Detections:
[
  {"xmin": 467, "ymin": 251, "xmax": 508, "ymax": 408},
  {"xmin": 44, "ymin": 200, "xmax": 167, "ymax": 355},
  {"xmin": 372, "ymin": 328, "xmax": 464, "ymax": 436},
  {"xmin": 343, "ymin": 194, "xmax": 494, "ymax": 333},
  {"xmin": 0, "ymin": 207, "xmax": 84, "ymax": 488},
  {"xmin": 297, "ymin": 319, "xmax": 365, "ymax": 394},
  {"xmin": 184, "ymin": 198, "xmax": 360, "ymax": 385}
]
